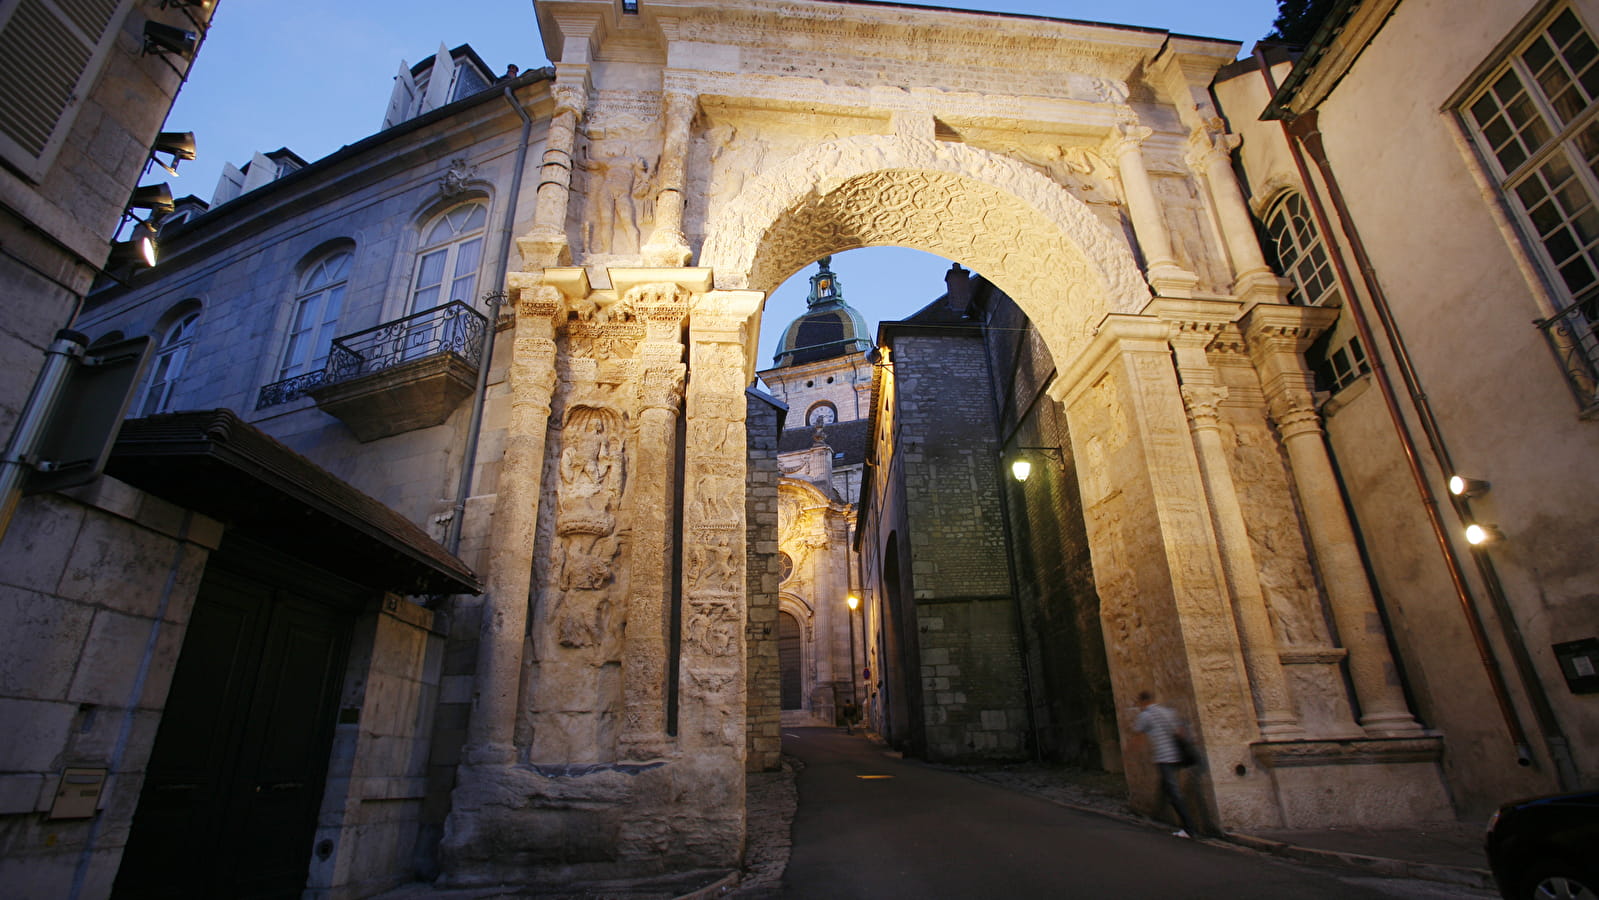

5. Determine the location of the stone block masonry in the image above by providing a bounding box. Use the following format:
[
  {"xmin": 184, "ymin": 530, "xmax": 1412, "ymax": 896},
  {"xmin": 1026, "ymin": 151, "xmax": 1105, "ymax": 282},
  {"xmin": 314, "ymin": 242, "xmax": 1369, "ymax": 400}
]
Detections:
[{"xmin": 745, "ymin": 390, "xmax": 784, "ymax": 772}]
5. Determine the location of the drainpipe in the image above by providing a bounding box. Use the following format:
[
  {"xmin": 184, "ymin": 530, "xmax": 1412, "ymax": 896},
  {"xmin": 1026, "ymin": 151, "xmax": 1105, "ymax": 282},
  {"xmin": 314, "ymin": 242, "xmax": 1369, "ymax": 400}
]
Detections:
[
  {"xmin": 0, "ymin": 330, "xmax": 89, "ymax": 540},
  {"xmin": 443, "ymin": 84, "xmax": 534, "ymax": 557},
  {"xmin": 1255, "ymin": 51, "xmax": 1578, "ymax": 787}
]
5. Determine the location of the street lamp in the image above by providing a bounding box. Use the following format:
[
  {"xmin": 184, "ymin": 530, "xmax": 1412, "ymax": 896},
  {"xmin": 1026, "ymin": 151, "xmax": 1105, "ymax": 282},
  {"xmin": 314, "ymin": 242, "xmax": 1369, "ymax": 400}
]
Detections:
[{"xmin": 1006, "ymin": 446, "xmax": 1063, "ymax": 483}]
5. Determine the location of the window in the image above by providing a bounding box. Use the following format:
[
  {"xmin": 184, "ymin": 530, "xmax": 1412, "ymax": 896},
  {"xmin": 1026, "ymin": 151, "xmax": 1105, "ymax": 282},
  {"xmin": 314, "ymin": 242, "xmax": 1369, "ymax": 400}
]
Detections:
[
  {"xmin": 1312, "ymin": 333, "xmax": 1371, "ymax": 395},
  {"xmin": 278, "ymin": 251, "xmax": 351, "ymax": 381},
  {"xmin": 1462, "ymin": 6, "xmax": 1599, "ymax": 406},
  {"xmin": 412, "ymin": 202, "xmax": 487, "ymax": 314},
  {"xmin": 1264, "ymin": 192, "xmax": 1342, "ymax": 307},
  {"xmin": 137, "ymin": 312, "xmax": 198, "ymax": 417}
]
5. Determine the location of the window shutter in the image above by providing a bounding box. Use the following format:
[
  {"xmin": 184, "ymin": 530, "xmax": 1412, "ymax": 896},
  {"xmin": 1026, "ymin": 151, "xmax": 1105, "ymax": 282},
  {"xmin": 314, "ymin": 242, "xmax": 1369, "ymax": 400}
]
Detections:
[
  {"xmin": 0, "ymin": 0, "xmax": 127, "ymax": 180},
  {"xmin": 420, "ymin": 42, "xmax": 455, "ymax": 116},
  {"xmin": 381, "ymin": 61, "xmax": 417, "ymax": 131}
]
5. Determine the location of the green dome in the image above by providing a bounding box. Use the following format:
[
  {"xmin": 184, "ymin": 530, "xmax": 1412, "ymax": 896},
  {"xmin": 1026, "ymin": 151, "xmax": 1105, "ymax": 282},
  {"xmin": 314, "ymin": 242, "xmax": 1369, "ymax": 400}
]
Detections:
[{"xmin": 772, "ymin": 257, "xmax": 873, "ymax": 367}]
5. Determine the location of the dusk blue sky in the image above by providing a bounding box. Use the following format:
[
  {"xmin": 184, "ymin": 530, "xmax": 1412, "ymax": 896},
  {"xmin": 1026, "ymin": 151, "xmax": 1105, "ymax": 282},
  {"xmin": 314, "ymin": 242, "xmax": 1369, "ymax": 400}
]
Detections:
[{"xmin": 157, "ymin": 0, "xmax": 1280, "ymax": 360}]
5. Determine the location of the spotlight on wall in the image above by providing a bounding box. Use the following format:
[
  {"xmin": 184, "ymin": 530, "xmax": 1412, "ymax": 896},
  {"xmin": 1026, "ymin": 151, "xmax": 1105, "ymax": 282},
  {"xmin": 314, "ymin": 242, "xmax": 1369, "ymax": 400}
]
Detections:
[
  {"xmin": 108, "ymin": 225, "xmax": 158, "ymax": 270},
  {"xmin": 128, "ymin": 183, "xmax": 175, "ymax": 215},
  {"xmin": 847, "ymin": 594, "xmax": 860, "ymax": 611},
  {"xmin": 1465, "ymin": 523, "xmax": 1503, "ymax": 547},
  {"xmin": 150, "ymin": 132, "xmax": 197, "ymax": 176},
  {"xmin": 143, "ymin": 21, "xmax": 197, "ymax": 58},
  {"xmin": 1448, "ymin": 475, "xmax": 1491, "ymax": 499},
  {"xmin": 1011, "ymin": 459, "xmax": 1033, "ymax": 482}
]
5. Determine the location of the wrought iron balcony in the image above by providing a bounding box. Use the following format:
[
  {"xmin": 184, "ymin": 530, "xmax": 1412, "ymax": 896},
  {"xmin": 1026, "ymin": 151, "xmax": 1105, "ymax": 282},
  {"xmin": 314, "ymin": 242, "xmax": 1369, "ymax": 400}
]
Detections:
[
  {"xmin": 256, "ymin": 301, "xmax": 490, "ymax": 440},
  {"xmin": 1536, "ymin": 296, "xmax": 1599, "ymax": 417}
]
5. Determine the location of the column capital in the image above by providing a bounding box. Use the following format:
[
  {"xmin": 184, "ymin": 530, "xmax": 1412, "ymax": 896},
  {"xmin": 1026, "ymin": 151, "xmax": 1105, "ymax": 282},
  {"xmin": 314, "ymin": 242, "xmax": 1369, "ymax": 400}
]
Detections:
[
  {"xmin": 1108, "ymin": 123, "xmax": 1154, "ymax": 156},
  {"xmin": 1267, "ymin": 387, "xmax": 1324, "ymax": 439},
  {"xmin": 1186, "ymin": 121, "xmax": 1241, "ymax": 170},
  {"xmin": 1181, "ymin": 384, "xmax": 1229, "ymax": 428}
]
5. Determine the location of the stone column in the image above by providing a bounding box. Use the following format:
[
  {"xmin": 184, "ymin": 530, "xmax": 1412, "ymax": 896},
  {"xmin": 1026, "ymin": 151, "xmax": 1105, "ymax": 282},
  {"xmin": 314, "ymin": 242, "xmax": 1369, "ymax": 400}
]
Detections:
[
  {"xmin": 642, "ymin": 91, "xmax": 696, "ymax": 268},
  {"xmin": 620, "ymin": 284, "xmax": 688, "ymax": 760},
  {"xmin": 464, "ymin": 283, "xmax": 563, "ymax": 763},
  {"xmin": 520, "ymin": 77, "xmax": 588, "ymax": 268},
  {"xmin": 1051, "ymin": 316, "xmax": 1281, "ymax": 829},
  {"xmin": 677, "ymin": 288, "xmax": 762, "ymax": 866},
  {"xmin": 1185, "ymin": 123, "xmax": 1286, "ymax": 304},
  {"xmin": 1109, "ymin": 124, "xmax": 1200, "ymax": 297},
  {"xmin": 1244, "ymin": 306, "xmax": 1422, "ymax": 736},
  {"xmin": 1163, "ymin": 307, "xmax": 1302, "ymax": 738}
]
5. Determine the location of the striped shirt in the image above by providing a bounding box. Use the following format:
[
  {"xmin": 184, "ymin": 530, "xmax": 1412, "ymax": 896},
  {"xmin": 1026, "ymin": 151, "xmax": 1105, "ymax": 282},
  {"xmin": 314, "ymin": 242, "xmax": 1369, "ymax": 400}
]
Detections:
[{"xmin": 1134, "ymin": 703, "xmax": 1183, "ymax": 764}]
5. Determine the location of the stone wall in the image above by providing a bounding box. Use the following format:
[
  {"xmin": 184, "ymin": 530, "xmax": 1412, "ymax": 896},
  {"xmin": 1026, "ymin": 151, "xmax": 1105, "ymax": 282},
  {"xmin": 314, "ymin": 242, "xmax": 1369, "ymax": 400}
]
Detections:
[
  {"xmin": 983, "ymin": 290, "xmax": 1118, "ymax": 770},
  {"xmin": 0, "ymin": 480, "xmax": 218, "ymax": 897},
  {"xmin": 745, "ymin": 390, "xmax": 784, "ymax": 772},
  {"xmin": 309, "ymin": 598, "xmax": 447, "ymax": 899},
  {"xmin": 885, "ymin": 327, "xmax": 1028, "ymax": 761}
]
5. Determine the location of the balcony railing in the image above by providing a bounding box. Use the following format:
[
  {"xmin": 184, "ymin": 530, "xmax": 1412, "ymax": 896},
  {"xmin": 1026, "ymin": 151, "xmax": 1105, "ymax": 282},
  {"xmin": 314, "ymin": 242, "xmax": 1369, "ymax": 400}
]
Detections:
[
  {"xmin": 257, "ymin": 301, "xmax": 488, "ymax": 410},
  {"xmin": 1535, "ymin": 297, "xmax": 1599, "ymax": 416}
]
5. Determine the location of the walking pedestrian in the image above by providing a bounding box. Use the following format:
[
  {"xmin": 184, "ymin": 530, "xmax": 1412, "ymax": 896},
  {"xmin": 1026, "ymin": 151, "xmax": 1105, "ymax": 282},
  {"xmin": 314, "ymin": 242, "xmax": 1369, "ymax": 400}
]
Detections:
[{"xmin": 1132, "ymin": 689, "xmax": 1201, "ymax": 838}]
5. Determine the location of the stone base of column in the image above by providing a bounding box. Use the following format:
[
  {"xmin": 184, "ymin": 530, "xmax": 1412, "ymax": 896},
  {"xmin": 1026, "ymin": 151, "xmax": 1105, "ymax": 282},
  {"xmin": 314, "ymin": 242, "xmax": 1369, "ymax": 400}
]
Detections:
[
  {"xmin": 517, "ymin": 228, "xmax": 573, "ymax": 269},
  {"xmin": 438, "ymin": 757, "xmax": 742, "ymax": 890},
  {"xmin": 1359, "ymin": 710, "xmax": 1427, "ymax": 737},
  {"xmin": 642, "ymin": 230, "xmax": 692, "ymax": 267},
  {"xmin": 1234, "ymin": 269, "xmax": 1293, "ymax": 308},
  {"xmin": 1250, "ymin": 735, "xmax": 1451, "ymax": 829},
  {"xmin": 1148, "ymin": 264, "xmax": 1201, "ymax": 298}
]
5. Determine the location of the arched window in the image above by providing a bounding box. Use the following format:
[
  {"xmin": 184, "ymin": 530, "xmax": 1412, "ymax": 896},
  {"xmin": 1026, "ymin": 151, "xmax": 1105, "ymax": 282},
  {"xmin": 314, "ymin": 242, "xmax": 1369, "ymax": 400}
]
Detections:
[
  {"xmin": 1264, "ymin": 193, "xmax": 1342, "ymax": 308},
  {"xmin": 412, "ymin": 201, "xmax": 488, "ymax": 313},
  {"xmin": 136, "ymin": 312, "xmax": 199, "ymax": 417},
  {"xmin": 278, "ymin": 250, "xmax": 351, "ymax": 381}
]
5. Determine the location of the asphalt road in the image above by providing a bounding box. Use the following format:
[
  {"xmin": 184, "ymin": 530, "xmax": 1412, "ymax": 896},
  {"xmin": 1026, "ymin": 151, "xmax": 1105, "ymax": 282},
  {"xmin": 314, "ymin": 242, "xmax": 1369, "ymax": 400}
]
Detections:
[{"xmin": 777, "ymin": 727, "xmax": 1491, "ymax": 900}]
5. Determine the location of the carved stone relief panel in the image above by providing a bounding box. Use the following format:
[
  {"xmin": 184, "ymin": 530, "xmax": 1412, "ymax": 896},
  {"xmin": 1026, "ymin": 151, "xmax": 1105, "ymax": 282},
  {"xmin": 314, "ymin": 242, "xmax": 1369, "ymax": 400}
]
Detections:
[
  {"xmin": 1151, "ymin": 172, "xmax": 1228, "ymax": 294},
  {"xmin": 576, "ymin": 92, "xmax": 664, "ymax": 263}
]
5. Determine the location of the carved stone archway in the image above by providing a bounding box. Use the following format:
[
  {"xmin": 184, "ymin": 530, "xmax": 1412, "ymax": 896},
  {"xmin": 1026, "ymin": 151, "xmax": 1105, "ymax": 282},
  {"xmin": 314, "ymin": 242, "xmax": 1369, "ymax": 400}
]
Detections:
[
  {"xmin": 441, "ymin": 2, "xmax": 1451, "ymax": 889},
  {"xmin": 703, "ymin": 130, "xmax": 1150, "ymax": 366}
]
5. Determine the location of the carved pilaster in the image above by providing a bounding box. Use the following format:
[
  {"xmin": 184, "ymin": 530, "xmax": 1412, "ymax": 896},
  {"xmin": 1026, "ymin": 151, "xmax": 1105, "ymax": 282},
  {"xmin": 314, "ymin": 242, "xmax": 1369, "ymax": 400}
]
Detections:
[
  {"xmin": 642, "ymin": 91, "xmax": 697, "ymax": 268},
  {"xmin": 1167, "ymin": 310, "xmax": 1303, "ymax": 738},
  {"xmin": 1107, "ymin": 124, "xmax": 1199, "ymax": 297},
  {"xmin": 1244, "ymin": 306, "xmax": 1422, "ymax": 736},
  {"xmin": 521, "ymin": 75, "xmax": 590, "ymax": 268},
  {"xmin": 679, "ymin": 291, "xmax": 762, "ymax": 757},
  {"xmin": 621, "ymin": 285, "xmax": 687, "ymax": 759},
  {"xmin": 464, "ymin": 283, "xmax": 563, "ymax": 764}
]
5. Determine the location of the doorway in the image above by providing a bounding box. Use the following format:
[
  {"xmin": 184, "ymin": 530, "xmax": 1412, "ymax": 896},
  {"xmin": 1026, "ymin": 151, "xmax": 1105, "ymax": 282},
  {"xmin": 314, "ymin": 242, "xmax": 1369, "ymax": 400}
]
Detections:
[
  {"xmin": 778, "ymin": 610, "xmax": 803, "ymax": 711},
  {"xmin": 113, "ymin": 552, "xmax": 358, "ymax": 899}
]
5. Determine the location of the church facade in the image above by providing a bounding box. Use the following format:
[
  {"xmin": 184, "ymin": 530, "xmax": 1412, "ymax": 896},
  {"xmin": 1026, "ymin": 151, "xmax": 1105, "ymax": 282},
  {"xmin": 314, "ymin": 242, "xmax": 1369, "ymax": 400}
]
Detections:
[{"xmin": 0, "ymin": 0, "xmax": 1593, "ymax": 896}]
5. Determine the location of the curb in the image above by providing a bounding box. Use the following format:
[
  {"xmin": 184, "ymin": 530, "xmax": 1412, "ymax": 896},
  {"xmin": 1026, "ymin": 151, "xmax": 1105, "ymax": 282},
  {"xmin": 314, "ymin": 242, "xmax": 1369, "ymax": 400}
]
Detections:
[
  {"xmin": 1221, "ymin": 832, "xmax": 1496, "ymax": 891},
  {"xmin": 959, "ymin": 770, "xmax": 1497, "ymax": 893}
]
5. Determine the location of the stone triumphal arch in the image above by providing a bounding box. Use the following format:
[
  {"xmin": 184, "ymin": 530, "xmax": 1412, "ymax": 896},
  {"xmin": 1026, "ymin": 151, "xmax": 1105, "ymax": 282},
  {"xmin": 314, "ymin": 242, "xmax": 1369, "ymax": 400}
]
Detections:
[{"xmin": 441, "ymin": 0, "xmax": 1451, "ymax": 887}]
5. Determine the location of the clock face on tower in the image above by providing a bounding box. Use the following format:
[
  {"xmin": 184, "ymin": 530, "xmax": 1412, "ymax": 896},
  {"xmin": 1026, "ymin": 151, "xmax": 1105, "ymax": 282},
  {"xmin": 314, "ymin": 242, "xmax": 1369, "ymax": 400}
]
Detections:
[{"xmin": 808, "ymin": 405, "xmax": 836, "ymax": 426}]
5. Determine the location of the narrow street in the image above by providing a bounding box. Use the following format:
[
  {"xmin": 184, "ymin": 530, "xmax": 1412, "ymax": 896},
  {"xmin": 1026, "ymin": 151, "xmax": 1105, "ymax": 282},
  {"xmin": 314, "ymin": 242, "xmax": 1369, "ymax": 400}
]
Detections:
[{"xmin": 773, "ymin": 728, "xmax": 1491, "ymax": 899}]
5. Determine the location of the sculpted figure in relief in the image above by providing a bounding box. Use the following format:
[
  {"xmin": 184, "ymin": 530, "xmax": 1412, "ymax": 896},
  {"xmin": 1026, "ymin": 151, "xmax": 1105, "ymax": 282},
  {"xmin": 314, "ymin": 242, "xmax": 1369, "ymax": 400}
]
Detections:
[
  {"xmin": 553, "ymin": 406, "xmax": 627, "ymax": 650},
  {"xmin": 582, "ymin": 141, "xmax": 653, "ymax": 256}
]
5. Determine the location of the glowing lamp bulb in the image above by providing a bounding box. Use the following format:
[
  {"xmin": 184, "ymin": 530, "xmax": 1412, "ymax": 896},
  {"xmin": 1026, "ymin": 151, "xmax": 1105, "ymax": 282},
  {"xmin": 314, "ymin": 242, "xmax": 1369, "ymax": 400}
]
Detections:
[{"xmin": 1011, "ymin": 459, "xmax": 1032, "ymax": 482}]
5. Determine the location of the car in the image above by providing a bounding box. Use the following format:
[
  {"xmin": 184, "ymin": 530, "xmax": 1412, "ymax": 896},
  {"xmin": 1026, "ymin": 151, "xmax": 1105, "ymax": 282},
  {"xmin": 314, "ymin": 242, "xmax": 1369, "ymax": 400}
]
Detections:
[{"xmin": 1485, "ymin": 790, "xmax": 1599, "ymax": 900}]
